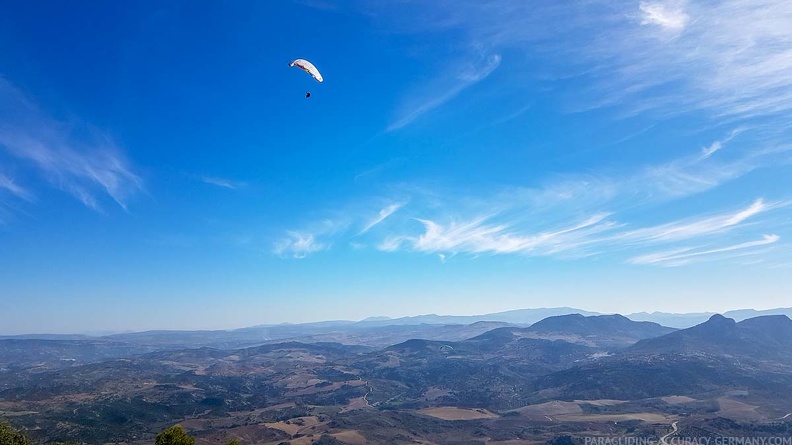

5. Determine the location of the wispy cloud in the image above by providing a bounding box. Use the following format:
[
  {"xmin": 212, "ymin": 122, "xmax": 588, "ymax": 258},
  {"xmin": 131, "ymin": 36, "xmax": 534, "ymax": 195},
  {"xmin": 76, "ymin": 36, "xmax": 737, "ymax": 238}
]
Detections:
[
  {"xmin": 272, "ymin": 2, "xmax": 792, "ymax": 267},
  {"xmin": 272, "ymin": 217, "xmax": 349, "ymax": 259},
  {"xmin": 592, "ymin": 0, "xmax": 792, "ymax": 121},
  {"xmin": 701, "ymin": 127, "xmax": 747, "ymax": 159},
  {"xmin": 639, "ymin": 1, "xmax": 689, "ymax": 31},
  {"xmin": 198, "ymin": 175, "xmax": 246, "ymax": 190},
  {"xmin": 272, "ymin": 133, "xmax": 787, "ymax": 264},
  {"xmin": 0, "ymin": 174, "xmax": 33, "ymax": 201},
  {"xmin": 700, "ymin": 141, "xmax": 723, "ymax": 159},
  {"xmin": 371, "ymin": 195, "xmax": 782, "ymax": 265},
  {"xmin": 274, "ymin": 231, "xmax": 327, "ymax": 259},
  {"xmin": 387, "ymin": 53, "xmax": 501, "ymax": 131},
  {"xmin": 275, "ymin": 129, "xmax": 789, "ymax": 266},
  {"xmin": 625, "ymin": 129, "xmax": 767, "ymax": 200},
  {"xmin": 376, "ymin": 0, "xmax": 792, "ymax": 124},
  {"xmin": 277, "ymin": 190, "xmax": 787, "ymax": 264},
  {"xmin": 0, "ymin": 78, "xmax": 142, "ymax": 211},
  {"xmin": 616, "ymin": 198, "xmax": 774, "ymax": 243},
  {"xmin": 510, "ymin": 128, "xmax": 763, "ymax": 213},
  {"xmin": 0, "ymin": 173, "xmax": 34, "ymax": 224},
  {"xmin": 629, "ymin": 234, "xmax": 780, "ymax": 266},
  {"xmin": 359, "ymin": 202, "xmax": 405, "ymax": 234},
  {"xmin": 379, "ymin": 213, "xmax": 616, "ymax": 257}
]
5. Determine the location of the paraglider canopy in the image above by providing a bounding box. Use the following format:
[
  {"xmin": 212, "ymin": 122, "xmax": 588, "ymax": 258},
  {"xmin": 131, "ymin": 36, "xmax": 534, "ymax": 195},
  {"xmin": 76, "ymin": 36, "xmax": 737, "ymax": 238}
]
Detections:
[
  {"xmin": 289, "ymin": 59, "xmax": 323, "ymax": 83},
  {"xmin": 305, "ymin": 92, "xmax": 311, "ymax": 98}
]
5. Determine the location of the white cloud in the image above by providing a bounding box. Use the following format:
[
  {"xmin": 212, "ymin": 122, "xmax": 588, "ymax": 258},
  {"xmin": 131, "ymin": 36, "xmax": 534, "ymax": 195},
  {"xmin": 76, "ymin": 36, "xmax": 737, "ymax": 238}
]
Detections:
[
  {"xmin": 0, "ymin": 174, "xmax": 33, "ymax": 201},
  {"xmin": 0, "ymin": 78, "xmax": 142, "ymax": 211},
  {"xmin": 617, "ymin": 198, "xmax": 772, "ymax": 243},
  {"xmin": 639, "ymin": 1, "xmax": 689, "ymax": 30},
  {"xmin": 376, "ymin": 0, "xmax": 792, "ymax": 125},
  {"xmin": 359, "ymin": 202, "xmax": 405, "ymax": 234},
  {"xmin": 380, "ymin": 212, "xmax": 616, "ymax": 257},
  {"xmin": 629, "ymin": 234, "xmax": 780, "ymax": 266},
  {"xmin": 387, "ymin": 54, "xmax": 501, "ymax": 131},
  {"xmin": 372, "ymin": 197, "xmax": 775, "ymax": 261},
  {"xmin": 600, "ymin": 0, "xmax": 792, "ymax": 121},
  {"xmin": 700, "ymin": 141, "xmax": 722, "ymax": 159},
  {"xmin": 270, "ymin": 0, "xmax": 792, "ymax": 266},
  {"xmin": 701, "ymin": 127, "xmax": 747, "ymax": 159},
  {"xmin": 281, "ymin": 178, "xmax": 788, "ymax": 266},
  {"xmin": 501, "ymin": 129, "xmax": 762, "ymax": 215},
  {"xmin": 273, "ymin": 217, "xmax": 349, "ymax": 259},
  {"xmin": 274, "ymin": 231, "xmax": 327, "ymax": 259},
  {"xmin": 198, "ymin": 175, "xmax": 245, "ymax": 190},
  {"xmin": 621, "ymin": 128, "xmax": 765, "ymax": 200},
  {"xmin": 279, "ymin": 128, "xmax": 788, "ymax": 267}
]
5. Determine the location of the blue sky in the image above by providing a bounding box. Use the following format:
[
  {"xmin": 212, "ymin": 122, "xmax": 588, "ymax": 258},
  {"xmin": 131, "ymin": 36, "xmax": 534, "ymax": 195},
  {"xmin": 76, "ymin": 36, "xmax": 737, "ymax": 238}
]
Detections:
[{"xmin": 2, "ymin": 1, "xmax": 792, "ymax": 334}]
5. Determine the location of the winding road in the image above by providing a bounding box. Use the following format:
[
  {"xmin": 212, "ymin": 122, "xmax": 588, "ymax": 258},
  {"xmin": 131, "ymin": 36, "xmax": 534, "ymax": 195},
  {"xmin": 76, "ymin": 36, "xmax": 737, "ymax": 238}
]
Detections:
[
  {"xmin": 363, "ymin": 380, "xmax": 373, "ymax": 408},
  {"xmin": 660, "ymin": 421, "xmax": 679, "ymax": 445}
]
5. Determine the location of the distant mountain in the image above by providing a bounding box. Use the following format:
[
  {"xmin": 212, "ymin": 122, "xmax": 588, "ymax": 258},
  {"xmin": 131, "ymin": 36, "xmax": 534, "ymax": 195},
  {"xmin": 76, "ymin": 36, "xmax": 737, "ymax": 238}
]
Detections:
[
  {"xmin": 625, "ymin": 311, "xmax": 716, "ymax": 328},
  {"xmin": 532, "ymin": 314, "xmax": 792, "ymax": 400},
  {"xmin": 104, "ymin": 321, "xmax": 516, "ymax": 349},
  {"xmin": 628, "ymin": 314, "xmax": 792, "ymax": 361},
  {"xmin": 96, "ymin": 307, "xmax": 602, "ymax": 350},
  {"xmin": 465, "ymin": 313, "xmax": 675, "ymax": 350},
  {"xmin": 255, "ymin": 321, "xmax": 517, "ymax": 348},
  {"xmin": 9, "ymin": 306, "xmax": 792, "ymax": 338},
  {"xmin": 353, "ymin": 307, "xmax": 601, "ymax": 326},
  {"xmin": 625, "ymin": 308, "xmax": 792, "ymax": 328},
  {"xmin": 361, "ymin": 316, "xmax": 392, "ymax": 322},
  {"xmin": 725, "ymin": 308, "xmax": 792, "ymax": 321},
  {"xmin": 0, "ymin": 339, "xmax": 159, "ymax": 373},
  {"xmin": 362, "ymin": 331, "xmax": 596, "ymax": 401},
  {"xmin": 524, "ymin": 314, "xmax": 676, "ymax": 348},
  {"xmin": 737, "ymin": 315, "xmax": 792, "ymax": 348},
  {"xmin": 0, "ymin": 334, "xmax": 94, "ymax": 340}
]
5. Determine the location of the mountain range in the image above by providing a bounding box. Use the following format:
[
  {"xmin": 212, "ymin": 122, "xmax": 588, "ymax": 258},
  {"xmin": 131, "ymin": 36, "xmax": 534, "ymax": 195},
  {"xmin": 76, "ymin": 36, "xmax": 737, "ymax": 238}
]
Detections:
[
  {"xmin": 4, "ymin": 307, "xmax": 792, "ymax": 340},
  {"xmin": 2, "ymin": 312, "xmax": 792, "ymax": 444}
]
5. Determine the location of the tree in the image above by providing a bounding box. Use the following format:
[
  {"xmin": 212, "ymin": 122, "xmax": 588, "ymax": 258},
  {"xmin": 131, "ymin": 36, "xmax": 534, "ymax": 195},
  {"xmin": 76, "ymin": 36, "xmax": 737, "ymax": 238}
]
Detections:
[
  {"xmin": 155, "ymin": 425, "xmax": 194, "ymax": 445},
  {"xmin": 0, "ymin": 421, "xmax": 30, "ymax": 445},
  {"xmin": 314, "ymin": 436, "xmax": 343, "ymax": 445},
  {"xmin": 226, "ymin": 440, "xmax": 240, "ymax": 445}
]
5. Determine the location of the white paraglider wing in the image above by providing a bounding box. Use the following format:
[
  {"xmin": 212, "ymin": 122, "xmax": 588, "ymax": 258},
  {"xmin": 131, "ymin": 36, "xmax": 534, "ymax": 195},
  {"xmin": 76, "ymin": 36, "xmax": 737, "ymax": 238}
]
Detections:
[{"xmin": 289, "ymin": 59, "xmax": 323, "ymax": 83}]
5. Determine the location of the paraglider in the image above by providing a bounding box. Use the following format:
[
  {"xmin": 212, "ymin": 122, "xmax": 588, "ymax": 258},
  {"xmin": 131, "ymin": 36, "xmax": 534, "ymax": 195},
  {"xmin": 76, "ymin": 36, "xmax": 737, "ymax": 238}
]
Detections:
[{"xmin": 289, "ymin": 58, "xmax": 323, "ymax": 98}]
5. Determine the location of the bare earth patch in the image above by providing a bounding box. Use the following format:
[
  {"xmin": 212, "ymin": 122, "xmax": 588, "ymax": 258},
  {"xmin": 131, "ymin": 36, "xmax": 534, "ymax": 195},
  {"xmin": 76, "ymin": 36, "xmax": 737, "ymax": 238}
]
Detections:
[
  {"xmin": 279, "ymin": 373, "xmax": 323, "ymax": 389},
  {"xmin": 232, "ymin": 402, "xmax": 297, "ymax": 415},
  {"xmin": 574, "ymin": 399, "xmax": 628, "ymax": 406},
  {"xmin": 717, "ymin": 397, "xmax": 763, "ymax": 420},
  {"xmin": 662, "ymin": 396, "xmax": 697, "ymax": 404},
  {"xmin": 264, "ymin": 415, "xmax": 321, "ymax": 436},
  {"xmin": 423, "ymin": 387, "xmax": 452, "ymax": 401},
  {"xmin": 418, "ymin": 407, "xmax": 499, "ymax": 420},
  {"xmin": 260, "ymin": 434, "xmax": 320, "ymax": 445},
  {"xmin": 332, "ymin": 430, "xmax": 368, "ymax": 444},
  {"xmin": 514, "ymin": 401, "xmax": 583, "ymax": 416},
  {"xmin": 485, "ymin": 440, "xmax": 547, "ymax": 445},
  {"xmin": 341, "ymin": 396, "xmax": 370, "ymax": 412},
  {"xmin": 554, "ymin": 413, "xmax": 672, "ymax": 423}
]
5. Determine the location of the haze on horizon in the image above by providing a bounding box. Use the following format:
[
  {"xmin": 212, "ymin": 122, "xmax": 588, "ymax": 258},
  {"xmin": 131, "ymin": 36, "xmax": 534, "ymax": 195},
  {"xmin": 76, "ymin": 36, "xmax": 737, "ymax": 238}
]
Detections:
[{"xmin": 2, "ymin": 1, "xmax": 792, "ymax": 335}]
